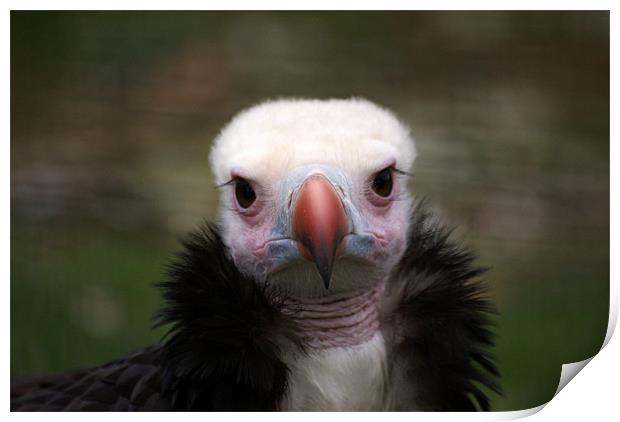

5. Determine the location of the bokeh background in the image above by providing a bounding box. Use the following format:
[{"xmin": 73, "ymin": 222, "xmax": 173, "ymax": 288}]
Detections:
[{"xmin": 10, "ymin": 11, "xmax": 609, "ymax": 411}]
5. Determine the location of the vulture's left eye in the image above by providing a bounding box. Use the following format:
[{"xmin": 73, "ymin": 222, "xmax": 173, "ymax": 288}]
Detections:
[
  {"xmin": 372, "ymin": 167, "xmax": 393, "ymax": 197},
  {"xmin": 235, "ymin": 178, "xmax": 256, "ymax": 209}
]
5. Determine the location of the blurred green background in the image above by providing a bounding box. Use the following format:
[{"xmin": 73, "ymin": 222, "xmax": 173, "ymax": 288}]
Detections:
[{"xmin": 10, "ymin": 11, "xmax": 609, "ymax": 411}]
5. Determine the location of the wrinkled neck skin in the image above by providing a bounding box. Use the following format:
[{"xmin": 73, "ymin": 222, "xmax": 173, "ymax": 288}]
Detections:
[{"xmin": 281, "ymin": 278, "xmax": 386, "ymax": 350}]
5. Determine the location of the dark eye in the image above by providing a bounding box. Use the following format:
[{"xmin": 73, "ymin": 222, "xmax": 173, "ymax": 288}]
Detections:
[
  {"xmin": 235, "ymin": 178, "xmax": 256, "ymax": 209},
  {"xmin": 372, "ymin": 167, "xmax": 393, "ymax": 197}
]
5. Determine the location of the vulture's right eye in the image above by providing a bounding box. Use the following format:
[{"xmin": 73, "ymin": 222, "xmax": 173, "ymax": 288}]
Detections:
[{"xmin": 234, "ymin": 178, "xmax": 256, "ymax": 209}]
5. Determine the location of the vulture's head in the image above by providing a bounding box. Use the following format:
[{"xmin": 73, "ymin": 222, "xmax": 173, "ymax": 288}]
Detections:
[{"xmin": 210, "ymin": 98, "xmax": 416, "ymax": 297}]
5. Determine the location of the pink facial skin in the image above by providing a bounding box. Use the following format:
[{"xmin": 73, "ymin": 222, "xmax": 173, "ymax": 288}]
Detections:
[
  {"xmin": 356, "ymin": 165, "xmax": 410, "ymax": 267},
  {"xmin": 220, "ymin": 162, "xmax": 412, "ymax": 295},
  {"xmin": 223, "ymin": 175, "xmax": 279, "ymax": 279}
]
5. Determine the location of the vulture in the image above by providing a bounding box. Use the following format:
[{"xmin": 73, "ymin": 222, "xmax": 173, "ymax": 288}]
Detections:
[{"xmin": 11, "ymin": 98, "xmax": 500, "ymax": 411}]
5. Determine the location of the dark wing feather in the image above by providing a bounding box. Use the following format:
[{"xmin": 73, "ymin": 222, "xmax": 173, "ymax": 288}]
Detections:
[
  {"xmin": 383, "ymin": 201, "xmax": 501, "ymax": 411},
  {"xmin": 11, "ymin": 346, "xmax": 170, "ymax": 411}
]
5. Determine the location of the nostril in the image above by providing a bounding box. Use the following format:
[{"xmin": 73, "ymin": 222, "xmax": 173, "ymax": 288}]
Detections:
[{"xmin": 287, "ymin": 191, "xmax": 293, "ymax": 209}]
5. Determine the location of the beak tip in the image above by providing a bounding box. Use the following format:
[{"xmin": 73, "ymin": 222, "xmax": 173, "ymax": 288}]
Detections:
[
  {"xmin": 322, "ymin": 277, "xmax": 331, "ymax": 290},
  {"xmin": 317, "ymin": 265, "xmax": 332, "ymax": 290}
]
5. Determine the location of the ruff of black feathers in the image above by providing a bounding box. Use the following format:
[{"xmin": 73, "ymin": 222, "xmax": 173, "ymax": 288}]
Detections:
[{"xmin": 11, "ymin": 202, "xmax": 500, "ymax": 411}]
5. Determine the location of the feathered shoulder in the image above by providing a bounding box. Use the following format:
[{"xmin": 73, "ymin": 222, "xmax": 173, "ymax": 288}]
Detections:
[{"xmin": 383, "ymin": 201, "xmax": 501, "ymax": 410}]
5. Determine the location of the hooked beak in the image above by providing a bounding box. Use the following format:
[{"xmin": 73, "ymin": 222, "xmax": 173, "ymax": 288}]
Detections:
[{"xmin": 292, "ymin": 174, "xmax": 349, "ymax": 289}]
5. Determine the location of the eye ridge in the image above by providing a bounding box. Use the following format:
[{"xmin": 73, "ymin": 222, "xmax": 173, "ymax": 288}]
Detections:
[
  {"xmin": 372, "ymin": 167, "xmax": 393, "ymax": 198},
  {"xmin": 234, "ymin": 178, "xmax": 256, "ymax": 209}
]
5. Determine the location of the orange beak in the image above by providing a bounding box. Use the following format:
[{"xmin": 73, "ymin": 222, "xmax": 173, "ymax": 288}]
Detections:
[{"xmin": 292, "ymin": 174, "xmax": 349, "ymax": 289}]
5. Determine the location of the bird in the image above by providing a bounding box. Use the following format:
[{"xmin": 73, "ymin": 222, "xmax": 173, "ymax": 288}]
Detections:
[{"xmin": 11, "ymin": 98, "xmax": 500, "ymax": 411}]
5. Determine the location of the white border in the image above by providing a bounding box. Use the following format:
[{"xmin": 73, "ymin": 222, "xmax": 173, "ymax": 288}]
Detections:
[{"xmin": 4, "ymin": 2, "xmax": 615, "ymax": 421}]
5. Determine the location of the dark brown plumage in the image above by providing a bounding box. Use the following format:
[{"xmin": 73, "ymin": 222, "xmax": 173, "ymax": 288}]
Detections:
[{"xmin": 11, "ymin": 347, "xmax": 167, "ymax": 411}]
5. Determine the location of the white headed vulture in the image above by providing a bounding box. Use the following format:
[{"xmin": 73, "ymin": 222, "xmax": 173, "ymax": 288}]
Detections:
[{"xmin": 11, "ymin": 98, "xmax": 500, "ymax": 411}]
